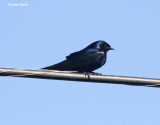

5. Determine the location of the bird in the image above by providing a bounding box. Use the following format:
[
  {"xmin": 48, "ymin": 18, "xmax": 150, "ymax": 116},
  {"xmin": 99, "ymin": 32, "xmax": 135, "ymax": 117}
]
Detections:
[{"xmin": 42, "ymin": 40, "xmax": 114, "ymax": 74}]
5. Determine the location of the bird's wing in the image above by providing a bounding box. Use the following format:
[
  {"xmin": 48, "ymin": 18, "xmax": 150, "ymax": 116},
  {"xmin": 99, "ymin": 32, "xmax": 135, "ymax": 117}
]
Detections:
[
  {"xmin": 67, "ymin": 48, "xmax": 101, "ymax": 62},
  {"xmin": 43, "ymin": 49, "xmax": 102, "ymax": 71},
  {"xmin": 66, "ymin": 50, "xmax": 83, "ymax": 60}
]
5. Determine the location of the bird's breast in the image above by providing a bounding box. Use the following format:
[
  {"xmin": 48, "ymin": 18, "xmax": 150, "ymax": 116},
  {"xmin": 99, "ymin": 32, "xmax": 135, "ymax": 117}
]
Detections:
[{"xmin": 98, "ymin": 55, "xmax": 106, "ymax": 65}]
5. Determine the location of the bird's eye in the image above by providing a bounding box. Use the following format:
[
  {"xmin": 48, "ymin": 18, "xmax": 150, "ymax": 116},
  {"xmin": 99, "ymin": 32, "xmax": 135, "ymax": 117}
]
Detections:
[{"xmin": 103, "ymin": 44, "xmax": 107, "ymax": 47}]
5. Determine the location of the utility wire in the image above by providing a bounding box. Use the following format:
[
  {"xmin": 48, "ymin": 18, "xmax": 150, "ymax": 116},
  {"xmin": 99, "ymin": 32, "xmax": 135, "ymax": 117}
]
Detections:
[{"xmin": 0, "ymin": 67, "xmax": 160, "ymax": 87}]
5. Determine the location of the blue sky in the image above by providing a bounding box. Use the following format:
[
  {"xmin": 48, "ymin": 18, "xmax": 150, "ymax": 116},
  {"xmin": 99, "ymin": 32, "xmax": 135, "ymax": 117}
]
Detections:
[{"xmin": 1, "ymin": 0, "xmax": 160, "ymax": 125}]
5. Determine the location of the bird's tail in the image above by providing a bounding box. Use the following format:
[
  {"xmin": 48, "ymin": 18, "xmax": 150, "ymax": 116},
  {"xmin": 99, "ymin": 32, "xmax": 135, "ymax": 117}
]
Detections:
[{"xmin": 42, "ymin": 60, "xmax": 74, "ymax": 71}]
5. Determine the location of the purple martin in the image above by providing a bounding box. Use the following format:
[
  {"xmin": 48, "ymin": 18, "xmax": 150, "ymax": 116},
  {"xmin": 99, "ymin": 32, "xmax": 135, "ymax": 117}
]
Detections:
[{"xmin": 43, "ymin": 40, "xmax": 114, "ymax": 73}]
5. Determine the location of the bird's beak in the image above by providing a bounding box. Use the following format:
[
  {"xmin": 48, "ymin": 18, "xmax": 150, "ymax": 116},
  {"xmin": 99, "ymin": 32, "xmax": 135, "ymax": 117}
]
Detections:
[
  {"xmin": 110, "ymin": 47, "xmax": 115, "ymax": 50},
  {"xmin": 106, "ymin": 47, "xmax": 115, "ymax": 50}
]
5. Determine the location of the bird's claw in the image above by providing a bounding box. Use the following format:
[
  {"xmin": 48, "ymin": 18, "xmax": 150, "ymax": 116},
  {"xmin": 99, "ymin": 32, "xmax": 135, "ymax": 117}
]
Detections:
[
  {"xmin": 91, "ymin": 72, "xmax": 102, "ymax": 75},
  {"xmin": 83, "ymin": 72, "xmax": 102, "ymax": 79},
  {"xmin": 83, "ymin": 72, "xmax": 90, "ymax": 79}
]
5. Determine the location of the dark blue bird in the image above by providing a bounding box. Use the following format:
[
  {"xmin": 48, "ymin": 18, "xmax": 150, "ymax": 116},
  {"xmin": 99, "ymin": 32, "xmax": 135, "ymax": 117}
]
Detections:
[{"xmin": 43, "ymin": 40, "xmax": 114, "ymax": 73}]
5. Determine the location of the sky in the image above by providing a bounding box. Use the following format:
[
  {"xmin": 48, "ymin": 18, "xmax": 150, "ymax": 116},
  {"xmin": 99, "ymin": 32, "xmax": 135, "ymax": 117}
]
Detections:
[{"xmin": 0, "ymin": 0, "xmax": 160, "ymax": 125}]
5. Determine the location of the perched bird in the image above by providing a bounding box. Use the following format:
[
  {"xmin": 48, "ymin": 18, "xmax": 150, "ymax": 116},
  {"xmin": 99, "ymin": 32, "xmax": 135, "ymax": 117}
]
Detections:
[{"xmin": 43, "ymin": 40, "xmax": 114, "ymax": 73}]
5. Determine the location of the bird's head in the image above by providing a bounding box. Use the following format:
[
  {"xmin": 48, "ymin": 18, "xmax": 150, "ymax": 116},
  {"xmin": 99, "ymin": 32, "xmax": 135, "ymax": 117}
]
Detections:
[{"xmin": 87, "ymin": 40, "xmax": 114, "ymax": 52}]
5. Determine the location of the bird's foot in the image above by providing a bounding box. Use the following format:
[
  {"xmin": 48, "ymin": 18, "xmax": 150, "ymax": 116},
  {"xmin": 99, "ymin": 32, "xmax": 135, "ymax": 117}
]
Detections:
[
  {"xmin": 91, "ymin": 72, "xmax": 102, "ymax": 75},
  {"xmin": 83, "ymin": 72, "xmax": 90, "ymax": 79},
  {"xmin": 82, "ymin": 72, "xmax": 102, "ymax": 79}
]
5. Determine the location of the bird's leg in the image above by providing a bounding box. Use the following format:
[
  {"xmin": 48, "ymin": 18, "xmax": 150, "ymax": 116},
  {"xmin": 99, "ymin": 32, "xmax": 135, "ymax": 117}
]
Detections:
[
  {"xmin": 83, "ymin": 72, "xmax": 90, "ymax": 79},
  {"xmin": 91, "ymin": 72, "xmax": 102, "ymax": 75}
]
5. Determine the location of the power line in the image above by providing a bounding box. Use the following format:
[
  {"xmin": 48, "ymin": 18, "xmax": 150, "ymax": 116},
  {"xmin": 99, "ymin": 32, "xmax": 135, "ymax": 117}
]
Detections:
[{"xmin": 0, "ymin": 67, "xmax": 160, "ymax": 87}]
